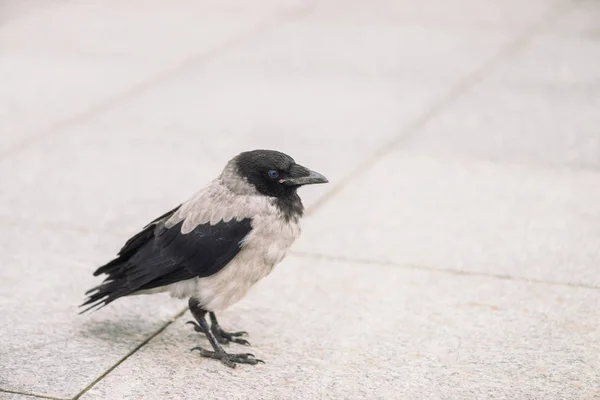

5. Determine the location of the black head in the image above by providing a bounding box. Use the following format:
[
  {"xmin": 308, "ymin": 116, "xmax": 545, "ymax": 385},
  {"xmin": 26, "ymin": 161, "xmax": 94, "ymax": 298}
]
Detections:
[{"xmin": 234, "ymin": 149, "xmax": 328, "ymax": 198}]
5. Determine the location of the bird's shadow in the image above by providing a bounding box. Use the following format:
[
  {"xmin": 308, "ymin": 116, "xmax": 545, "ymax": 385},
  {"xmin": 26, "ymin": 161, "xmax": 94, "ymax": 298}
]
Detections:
[{"xmin": 77, "ymin": 314, "xmax": 163, "ymax": 345}]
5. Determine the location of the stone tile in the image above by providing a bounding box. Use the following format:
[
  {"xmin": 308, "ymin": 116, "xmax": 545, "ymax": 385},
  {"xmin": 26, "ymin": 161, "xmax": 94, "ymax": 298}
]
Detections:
[
  {"xmin": 550, "ymin": 0, "xmax": 600, "ymax": 38},
  {"xmin": 0, "ymin": 392, "xmax": 48, "ymax": 400},
  {"xmin": 81, "ymin": 256, "xmax": 600, "ymax": 400},
  {"xmin": 0, "ymin": 52, "xmax": 154, "ymax": 152},
  {"xmin": 317, "ymin": 0, "xmax": 566, "ymax": 31},
  {"xmin": 72, "ymin": 3, "xmax": 513, "ymax": 147},
  {"xmin": 0, "ymin": 123, "xmax": 224, "ymax": 232},
  {"xmin": 404, "ymin": 32, "xmax": 600, "ymax": 169},
  {"xmin": 1, "ymin": 1, "xmax": 597, "ymax": 400},
  {"xmin": 405, "ymin": 82, "xmax": 600, "ymax": 169},
  {"xmin": 0, "ymin": 0, "xmax": 301, "ymax": 154},
  {"xmin": 0, "ymin": 225, "xmax": 184, "ymax": 398},
  {"xmin": 211, "ymin": 6, "xmax": 513, "ymax": 82},
  {"xmin": 490, "ymin": 34, "xmax": 600, "ymax": 87},
  {"xmin": 295, "ymin": 151, "xmax": 600, "ymax": 287},
  {"xmin": 0, "ymin": 0, "xmax": 66, "ymax": 25},
  {"xmin": 0, "ymin": 122, "xmax": 333, "ymax": 233},
  {"xmin": 0, "ymin": 0, "xmax": 523, "ymax": 229},
  {"xmin": 0, "ymin": 0, "xmax": 301, "ymax": 62},
  {"xmin": 0, "ymin": 2, "xmax": 519, "ymax": 229}
]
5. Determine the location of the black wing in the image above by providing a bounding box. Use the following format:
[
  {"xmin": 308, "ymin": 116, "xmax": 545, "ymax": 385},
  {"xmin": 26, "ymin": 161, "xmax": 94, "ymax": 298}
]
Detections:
[{"xmin": 81, "ymin": 206, "xmax": 252, "ymax": 312}]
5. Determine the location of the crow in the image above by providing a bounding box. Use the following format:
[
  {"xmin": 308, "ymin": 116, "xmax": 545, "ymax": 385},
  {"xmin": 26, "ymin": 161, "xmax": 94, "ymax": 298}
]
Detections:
[{"xmin": 81, "ymin": 149, "xmax": 328, "ymax": 367}]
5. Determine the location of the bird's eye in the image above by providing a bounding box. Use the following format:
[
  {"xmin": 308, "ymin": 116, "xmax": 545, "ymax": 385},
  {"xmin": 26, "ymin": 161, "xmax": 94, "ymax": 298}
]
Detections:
[{"xmin": 267, "ymin": 169, "xmax": 279, "ymax": 179}]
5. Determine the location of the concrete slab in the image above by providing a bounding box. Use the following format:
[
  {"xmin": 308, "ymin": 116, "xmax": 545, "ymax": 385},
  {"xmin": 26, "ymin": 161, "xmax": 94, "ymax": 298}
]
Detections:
[
  {"xmin": 0, "ymin": 121, "xmax": 334, "ymax": 233},
  {"xmin": 488, "ymin": 33, "xmax": 600, "ymax": 87},
  {"xmin": 80, "ymin": 256, "xmax": 600, "ymax": 400},
  {"xmin": 0, "ymin": 1, "xmax": 301, "ymax": 62},
  {"xmin": 404, "ymin": 32, "xmax": 600, "ymax": 169},
  {"xmin": 0, "ymin": 392, "xmax": 45, "ymax": 400},
  {"xmin": 405, "ymin": 81, "xmax": 600, "ymax": 169},
  {"xmin": 315, "ymin": 0, "xmax": 567, "ymax": 31},
  {"xmin": 0, "ymin": 53, "xmax": 154, "ymax": 153},
  {"xmin": 0, "ymin": 0, "xmax": 520, "ymax": 231},
  {"xmin": 0, "ymin": 0, "xmax": 66, "ymax": 25},
  {"xmin": 212, "ymin": 8, "xmax": 514, "ymax": 82},
  {"xmin": 551, "ymin": 0, "xmax": 600, "ymax": 37},
  {"xmin": 0, "ymin": 123, "xmax": 227, "ymax": 233},
  {"xmin": 1, "ymin": 1, "xmax": 597, "ymax": 400},
  {"xmin": 82, "ymin": 0, "xmax": 517, "ymax": 138},
  {"xmin": 0, "ymin": 0, "xmax": 302, "ymax": 154},
  {"xmin": 0, "ymin": 225, "xmax": 184, "ymax": 398},
  {"xmin": 294, "ymin": 151, "xmax": 600, "ymax": 287}
]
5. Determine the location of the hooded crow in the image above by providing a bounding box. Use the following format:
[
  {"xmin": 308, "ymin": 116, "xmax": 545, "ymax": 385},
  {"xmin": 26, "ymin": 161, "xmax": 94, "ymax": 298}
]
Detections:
[{"xmin": 81, "ymin": 149, "xmax": 328, "ymax": 367}]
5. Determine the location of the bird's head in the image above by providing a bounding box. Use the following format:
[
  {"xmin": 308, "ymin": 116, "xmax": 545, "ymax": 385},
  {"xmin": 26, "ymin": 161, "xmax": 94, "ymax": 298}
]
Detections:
[{"xmin": 226, "ymin": 149, "xmax": 328, "ymax": 198}]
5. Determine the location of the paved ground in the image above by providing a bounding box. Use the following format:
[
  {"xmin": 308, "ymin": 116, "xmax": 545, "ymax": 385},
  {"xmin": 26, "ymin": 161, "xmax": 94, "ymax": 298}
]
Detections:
[{"xmin": 1, "ymin": 0, "xmax": 599, "ymax": 399}]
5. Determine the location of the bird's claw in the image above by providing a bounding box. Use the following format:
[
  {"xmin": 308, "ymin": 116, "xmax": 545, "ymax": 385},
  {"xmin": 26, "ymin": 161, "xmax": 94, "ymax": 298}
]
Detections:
[
  {"xmin": 227, "ymin": 331, "xmax": 248, "ymax": 337},
  {"xmin": 187, "ymin": 320, "xmax": 251, "ymax": 346},
  {"xmin": 190, "ymin": 346, "xmax": 264, "ymax": 368},
  {"xmin": 186, "ymin": 321, "xmax": 203, "ymax": 333},
  {"xmin": 214, "ymin": 330, "xmax": 251, "ymax": 346}
]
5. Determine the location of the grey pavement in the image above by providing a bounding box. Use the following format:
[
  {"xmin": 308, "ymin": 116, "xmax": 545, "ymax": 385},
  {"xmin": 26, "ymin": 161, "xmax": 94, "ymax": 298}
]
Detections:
[{"xmin": 1, "ymin": 0, "xmax": 599, "ymax": 399}]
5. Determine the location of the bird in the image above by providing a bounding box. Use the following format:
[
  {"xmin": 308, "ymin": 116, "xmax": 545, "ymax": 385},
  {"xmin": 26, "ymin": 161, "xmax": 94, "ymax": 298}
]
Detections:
[{"xmin": 80, "ymin": 149, "xmax": 328, "ymax": 368}]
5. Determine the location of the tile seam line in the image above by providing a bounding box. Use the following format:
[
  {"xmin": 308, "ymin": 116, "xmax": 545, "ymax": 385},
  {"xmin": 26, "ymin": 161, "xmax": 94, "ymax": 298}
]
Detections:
[
  {"xmin": 304, "ymin": 0, "xmax": 579, "ymax": 218},
  {"xmin": 0, "ymin": 5, "xmax": 314, "ymax": 163},
  {"xmin": 70, "ymin": 307, "xmax": 187, "ymax": 400},
  {"xmin": 0, "ymin": 388, "xmax": 66, "ymax": 400},
  {"xmin": 290, "ymin": 251, "xmax": 600, "ymax": 291}
]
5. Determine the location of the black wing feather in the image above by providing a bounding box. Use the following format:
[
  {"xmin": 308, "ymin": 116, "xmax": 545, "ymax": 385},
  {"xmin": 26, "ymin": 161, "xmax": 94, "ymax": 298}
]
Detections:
[{"xmin": 81, "ymin": 208, "xmax": 252, "ymax": 313}]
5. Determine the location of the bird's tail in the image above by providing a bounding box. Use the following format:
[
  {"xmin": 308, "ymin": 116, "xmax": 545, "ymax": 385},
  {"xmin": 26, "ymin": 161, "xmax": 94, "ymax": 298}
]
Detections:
[
  {"xmin": 79, "ymin": 205, "xmax": 181, "ymax": 314},
  {"xmin": 79, "ymin": 225, "xmax": 155, "ymax": 313}
]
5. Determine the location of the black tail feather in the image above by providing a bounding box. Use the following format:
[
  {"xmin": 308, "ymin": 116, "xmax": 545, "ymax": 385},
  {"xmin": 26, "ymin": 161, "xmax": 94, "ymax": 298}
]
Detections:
[
  {"xmin": 81, "ymin": 221, "xmax": 166, "ymax": 312},
  {"xmin": 79, "ymin": 262, "xmax": 130, "ymax": 313},
  {"xmin": 80, "ymin": 205, "xmax": 181, "ymax": 313}
]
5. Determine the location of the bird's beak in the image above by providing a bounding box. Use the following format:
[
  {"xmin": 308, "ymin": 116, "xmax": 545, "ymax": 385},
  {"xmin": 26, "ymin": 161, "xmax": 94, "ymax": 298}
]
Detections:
[{"xmin": 281, "ymin": 164, "xmax": 329, "ymax": 186}]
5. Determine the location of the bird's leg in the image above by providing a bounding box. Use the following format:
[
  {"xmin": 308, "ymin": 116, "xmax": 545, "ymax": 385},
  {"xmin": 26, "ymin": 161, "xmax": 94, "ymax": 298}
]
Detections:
[
  {"xmin": 187, "ymin": 298, "xmax": 263, "ymax": 368},
  {"xmin": 186, "ymin": 312, "xmax": 250, "ymax": 345},
  {"xmin": 208, "ymin": 312, "xmax": 250, "ymax": 346}
]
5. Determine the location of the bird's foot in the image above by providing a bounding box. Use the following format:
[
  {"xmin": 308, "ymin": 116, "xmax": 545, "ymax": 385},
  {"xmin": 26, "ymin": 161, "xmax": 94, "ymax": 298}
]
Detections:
[
  {"xmin": 190, "ymin": 346, "xmax": 264, "ymax": 368},
  {"xmin": 186, "ymin": 321, "xmax": 250, "ymax": 346},
  {"xmin": 212, "ymin": 325, "xmax": 250, "ymax": 346}
]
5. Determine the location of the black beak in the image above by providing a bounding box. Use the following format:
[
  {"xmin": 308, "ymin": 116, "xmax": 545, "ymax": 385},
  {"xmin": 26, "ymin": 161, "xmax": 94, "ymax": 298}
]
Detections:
[{"xmin": 282, "ymin": 164, "xmax": 328, "ymax": 186}]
